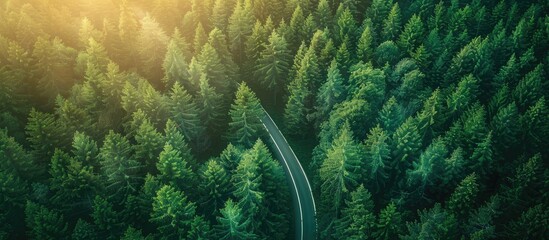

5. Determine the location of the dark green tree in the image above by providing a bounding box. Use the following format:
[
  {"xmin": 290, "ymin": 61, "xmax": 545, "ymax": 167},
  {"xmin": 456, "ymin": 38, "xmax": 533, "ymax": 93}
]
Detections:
[
  {"xmin": 398, "ymin": 14, "xmax": 424, "ymax": 54},
  {"xmin": 255, "ymin": 31, "xmax": 292, "ymax": 101},
  {"xmin": 215, "ymin": 199, "xmax": 257, "ymax": 240},
  {"xmin": 374, "ymin": 202, "xmax": 404, "ymax": 240},
  {"xmin": 168, "ymin": 82, "xmax": 204, "ymax": 144},
  {"xmin": 320, "ymin": 122, "xmax": 363, "ymax": 221},
  {"xmin": 227, "ymin": 83, "xmax": 264, "ymax": 148},
  {"xmin": 447, "ymin": 173, "xmax": 479, "ymax": 220},
  {"xmin": 150, "ymin": 185, "xmax": 197, "ymax": 239},
  {"xmin": 199, "ymin": 159, "xmax": 231, "ymax": 217},
  {"xmin": 363, "ymin": 125, "xmax": 390, "ymax": 192},
  {"xmin": 156, "ymin": 144, "xmax": 195, "ymax": 191},
  {"xmin": 99, "ymin": 131, "xmax": 141, "ymax": 203},
  {"xmin": 333, "ymin": 185, "xmax": 376, "ymax": 239},
  {"xmin": 25, "ymin": 201, "xmax": 69, "ymax": 240},
  {"xmin": 382, "ymin": 3, "xmax": 402, "ymax": 42}
]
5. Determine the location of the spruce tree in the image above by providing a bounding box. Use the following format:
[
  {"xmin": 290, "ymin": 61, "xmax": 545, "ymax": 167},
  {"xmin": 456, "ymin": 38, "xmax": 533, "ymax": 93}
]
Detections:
[
  {"xmin": 150, "ymin": 185, "xmax": 197, "ymax": 239},
  {"xmin": 215, "ymin": 199, "xmax": 257, "ymax": 240},
  {"xmin": 228, "ymin": 83, "xmax": 264, "ymax": 148},
  {"xmin": 256, "ymin": 31, "xmax": 292, "ymax": 101}
]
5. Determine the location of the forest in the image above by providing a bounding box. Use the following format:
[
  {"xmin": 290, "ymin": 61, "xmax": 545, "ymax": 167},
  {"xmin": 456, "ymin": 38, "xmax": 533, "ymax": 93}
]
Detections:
[{"xmin": 0, "ymin": 0, "xmax": 547, "ymax": 239}]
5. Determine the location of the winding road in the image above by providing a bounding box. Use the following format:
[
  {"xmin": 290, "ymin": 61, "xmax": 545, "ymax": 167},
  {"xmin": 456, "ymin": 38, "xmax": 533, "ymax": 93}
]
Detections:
[{"xmin": 260, "ymin": 108, "xmax": 317, "ymax": 240}]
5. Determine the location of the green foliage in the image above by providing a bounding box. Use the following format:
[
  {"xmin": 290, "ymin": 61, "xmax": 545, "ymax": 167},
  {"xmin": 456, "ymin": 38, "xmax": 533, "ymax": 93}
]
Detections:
[
  {"xmin": 1, "ymin": 1, "xmax": 548, "ymax": 239},
  {"xmin": 99, "ymin": 131, "xmax": 141, "ymax": 203},
  {"xmin": 382, "ymin": 3, "xmax": 402, "ymax": 42},
  {"xmin": 402, "ymin": 204, "xmax": 459, "ymax": 240},
  {"xmin": 150, "ymin": 185, "xmax": 197, "ymax": 239},
  {"xmin": 228, "ymin": 83, "xmax": 264, "ymax": 148},
  {"xmin": 25, "ymin": 109, "xmax": 67, "ymax": 162},
  {"xmin": 49, "ymin": 149, "xmax": 99, "ymax": 212},
  {"xmin": 199, "ymin": 159, "xmax": 230, "ymax": 217},
  {"xmin": 25, "ymin": 201, "xmax": 68, "ymax": 240},
  {"xmin": 374, "ymin": 203, "xmax": 404, "ymax": 240},
  {"xmin": 392, "ymin": 117, "xmax": 422, "ymax": 170},
  {"xmin": 168, "ymin": 82, "xmax": 204, "ymax": 145},
  {"xmin": 256, "ymin": 31, "xmax": 291, "ymax": 93},
  {"xmin": 363, "ymin": 125, "xmax": 390, "ymax": 192},
  {"xmin": 333, "ymin": 185, "xmax": 376, "ymax": 239},
  {"xmin": 157, "ymin": 144, "xmax": 195, "ymax": 191},
  {"xmin": 447, "ymin": 173, "xmax": 479, "ymax": 220},
  {"xmin": 320, "ymin": 122, "xmax": 363, "ymax": 219},
  {"xmin": 215, "ymin": 199, "xmax": 257, "ymax": 240}
]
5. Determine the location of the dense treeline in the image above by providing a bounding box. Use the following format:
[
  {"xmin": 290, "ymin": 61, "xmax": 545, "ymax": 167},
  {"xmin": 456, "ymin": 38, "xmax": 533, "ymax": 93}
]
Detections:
[{"xmin": 0, "ymin": 0, "xmax": 547, "ymax": 239}]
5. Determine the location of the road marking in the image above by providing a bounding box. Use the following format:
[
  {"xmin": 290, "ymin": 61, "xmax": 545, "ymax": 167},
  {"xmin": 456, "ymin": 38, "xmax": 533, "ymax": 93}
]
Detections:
[
  {"xmin": 262, "ymin": 121, "xmax": 304, "ymax": 240},
  {"xmin": 262, "ymin": 110, "xmax": 317, "ymax": 214}
]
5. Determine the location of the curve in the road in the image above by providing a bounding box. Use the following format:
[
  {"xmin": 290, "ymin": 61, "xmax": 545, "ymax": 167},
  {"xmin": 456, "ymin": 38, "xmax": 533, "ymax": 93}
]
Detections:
[{"xmin": 260, "ymin": 107, "xmax": 317, "ymax": 240}]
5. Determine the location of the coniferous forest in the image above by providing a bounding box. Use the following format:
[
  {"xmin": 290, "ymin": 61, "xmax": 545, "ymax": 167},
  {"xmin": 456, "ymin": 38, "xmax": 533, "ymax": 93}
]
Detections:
[{"xmin": 0, "ymin": 0, "xmax": 548, "ymax": 239}]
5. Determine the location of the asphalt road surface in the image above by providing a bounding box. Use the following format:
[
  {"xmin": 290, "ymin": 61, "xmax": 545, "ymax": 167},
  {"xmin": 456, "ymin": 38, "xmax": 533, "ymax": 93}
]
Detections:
[{"xmin": 260, "ymin": 109, "xmax": 317, "ymax": 240}]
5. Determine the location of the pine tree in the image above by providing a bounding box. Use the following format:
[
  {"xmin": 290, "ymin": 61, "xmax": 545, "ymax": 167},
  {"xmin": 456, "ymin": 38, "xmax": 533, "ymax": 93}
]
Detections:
[
  {"xmin": 288, "ymin": 6, "xmax": 306, "ymax": 50},
  {"xmin": 164, "ymin": 119, "xmax": 196, "ymax": 170},
  {"xmin": 378, "ymin": 97, "xmax": 405, "ymax": 134},
  {"xmin": 232, "ymin": 151, "xmax": 263, "ymax": 233},
  {"xmin": 197, "ymin": 43, "xmax": 230, "ymax": 96},
  {"xmin": 133, "ymin": 116, "xmax": 164, "ymax": 171},
  {"xmin": 99, "ymin": 131, "xmax": 141, "ymax": 203},
  {"xmin": 374, "ymin": 202, "xmax": 404, "ymax": 240},
  {"xmin": 244, "ymin": 21, "xmax": 267, "ymax": 80},
  {"xmin": 168, "ymin": 82, "xmax": 204, "ymax": 144},
  {"xmin": 187, "ymin": 215, "xmax": 213, "ymax": 240},
  {"xmin": 92, "ymin": 196, "xmax": 121, "ymax": 238},
  {"xmin": 447, "ymin": 173, "xmax": 479, "ymax": 220},
  {"xmin": 255, "ymin": 31, "xmax": 292, "ymax": 100},
  {"xmin": 193, "ymin": 23, "xmax": 208, "ymax": 55},
  {"xmin": 0, "ymin": 129, "xmax": 38, "ymax": 179},
  {"xmin": 212, "ymin": 0, "xmax": 232, "ymax": 32},
  {"xmin": 315, "ymin": 60, "xmax": 346, "ymax": 124},
  {"xmin": 137, "ymin": 14, "xmax": 169, "ymax": 82},
  {"xmin": 447, "ymin": 74, "xmax": 479, "ymax": 116},
  {"xmin": 71, "ymin": 219, "xmax": 99, "ymax": 240},
  {"xmin": 357, "ymin": 24, "xmax": 374, "ymax": 62},
  {"xmin": 398, "ymin": 14, "xmax": 424, "ymax": 54},
  {"xmin": 382, "ymin": 3, "xmax": 402, "ymax": 42},
  {"xmin": 228, "ymin": 0, "xmax": 255, "ymax": 63},
  {"xmin": 208, "ymin": 28, "xmax": 238, "ymax": 85},
  {"xmin": 392, "ymin": 117, "xmax": 421, "ymax": 173},
  {"xmin": 513, "ymin": 64, "xmax": 543, "ymax": 111},
  {"xmin": 215, "ymin": 199, "xmax": 257, "ymax": 240},
  {"xmin": 150, "ymin": 185, "xmax": 197, "ymax": 239},
  {"xmin": 218, "ymin": 143, "xmax": 244, "ymax": 173},
  {"xmin": 405, "ymin": 138, "xmax": 447, "ymax": 192},
  {"xmin": 402, "ymin": 204, "xmax": 459, "ymax": 240},
  {"xmin": 333, "ymin": 185, "xmax": 376, "ymax": 239},
  {"xmin": 336, "ymin": 7, "xmax": 358, "ymax": 45},
  {"xmin": 363, "ymin": 125, "xmax": 390, "ymax": 192},
  {"xmin": 320, "ymin": 122, "xmax": 363, "ymax": 219},
  {"xmin": 25, "ymin": 201, "xmax": 69, "ymax": 240},
  {"xmin": 32, "ymin": 37, "xmax": 76, "ymax": 104},
  {"xmin": 199, "ymin": 159, "xmax": 231, "ymax": 217},
  {"xmin": 249, "ymin": 139, "xmax": 290, "ymax": 238},
  {"xmin": 491, "ymin": 102, "xmax": 519, "ymax": 152},
  {"xmin": 228, "ymin": 83, "xmax": 264, "ymax": 148},
  {"xmin": 520, "ymin": 97, "xmax": 549, "ymax": 152},
  {"xmin": 315, "ymin": 0, "xmax": 332, "ymax": 30},
  {"xmin": 120, "ymin": 226, "xmax": 151, "ymax": 240},
  {"xmin": 162, "ymin": 37, "xmax": 190, "ymax": 89},
  {"xmin": 25, "ymin": 109, "xmax": 67, "ymax": 162},
  {"xmin": 49, "ymin": 149, "xmax": 99, "ymax": 212},
  {"xmin": 197, "ymin": 75, "xmax": 225, "ymax": 134},
  {"xmin": 157, "ymin": 144, "xmax": 195, "ymax": 191}
]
